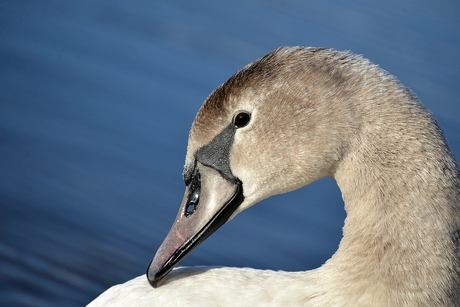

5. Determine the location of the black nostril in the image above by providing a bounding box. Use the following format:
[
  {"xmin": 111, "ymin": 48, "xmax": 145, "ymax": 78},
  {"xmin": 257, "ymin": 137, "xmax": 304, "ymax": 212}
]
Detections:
[
  {"xmin": 185, "ymin": 190, "xmax": 199, "ymax": 216},
  {"xmin": 184, "ymin": 171, "xmax": 201, "ymax": 217}
]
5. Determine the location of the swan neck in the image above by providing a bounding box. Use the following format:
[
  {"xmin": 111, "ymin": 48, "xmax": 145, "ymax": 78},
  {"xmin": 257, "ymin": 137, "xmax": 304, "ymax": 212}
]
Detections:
[{"xmin": 328, "ymin": 103, "xmax": 460, "ymax": 305}]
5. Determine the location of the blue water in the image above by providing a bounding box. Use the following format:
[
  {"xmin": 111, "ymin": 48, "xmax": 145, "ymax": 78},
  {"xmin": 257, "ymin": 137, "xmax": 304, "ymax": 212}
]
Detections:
[{"xmin": 1, "ymin": 1, "xmax": 459, "ymax": 305}]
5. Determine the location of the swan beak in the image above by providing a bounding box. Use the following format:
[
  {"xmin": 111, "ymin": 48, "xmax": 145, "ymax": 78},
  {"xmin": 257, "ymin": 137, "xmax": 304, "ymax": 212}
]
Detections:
[{"xmin": 147, "ymin": 163, "xmax": 244, "ymax": 287}]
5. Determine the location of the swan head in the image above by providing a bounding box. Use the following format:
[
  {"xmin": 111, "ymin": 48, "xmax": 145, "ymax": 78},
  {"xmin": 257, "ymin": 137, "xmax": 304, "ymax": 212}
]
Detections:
[{"xmin": 147, "ymin": 47, "xmax": 359, "ymax": 287}]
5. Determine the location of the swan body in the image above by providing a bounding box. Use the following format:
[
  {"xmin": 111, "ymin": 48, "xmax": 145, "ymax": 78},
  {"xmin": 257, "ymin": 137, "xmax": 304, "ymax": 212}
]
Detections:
[
  {"xmin": 88, "ymin": 267, "xmax": 328, "ymax": 306},
  {"xmin": 89, "ymin": 47, "xmax": 460, "ymax": 306}
]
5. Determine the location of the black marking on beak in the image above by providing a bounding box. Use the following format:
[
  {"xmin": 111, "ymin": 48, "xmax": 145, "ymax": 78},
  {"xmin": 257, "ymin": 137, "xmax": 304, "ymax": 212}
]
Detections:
[{"xmin": 195, "ymin": 124, "xmax": 238, "ymax": 184}]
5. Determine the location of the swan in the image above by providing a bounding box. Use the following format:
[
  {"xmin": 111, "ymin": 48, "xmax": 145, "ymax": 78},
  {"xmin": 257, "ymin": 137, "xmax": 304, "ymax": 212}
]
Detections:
[{"xmin": 88, "ymin": 47, "xmax": 460, "ymax": 306}]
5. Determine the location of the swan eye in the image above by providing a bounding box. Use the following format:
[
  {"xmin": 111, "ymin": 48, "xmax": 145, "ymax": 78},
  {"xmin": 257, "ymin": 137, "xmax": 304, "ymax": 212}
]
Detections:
[{"xmin": 233, "ymin": 112, "xmax": 251, "ymax": 128}]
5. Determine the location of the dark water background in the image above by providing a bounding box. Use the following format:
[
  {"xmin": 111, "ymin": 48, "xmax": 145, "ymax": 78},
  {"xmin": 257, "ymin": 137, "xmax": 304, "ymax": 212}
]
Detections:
[{"xmin": 1, "ymin": 1, "xmax": 459, "ymax": 306}]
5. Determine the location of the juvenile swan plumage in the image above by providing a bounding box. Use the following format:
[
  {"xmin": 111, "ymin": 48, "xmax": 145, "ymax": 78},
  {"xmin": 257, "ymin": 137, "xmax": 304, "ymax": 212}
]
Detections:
[{"xmin": 89, "ymin": 47, "xmax": 460, "ymax": 306}]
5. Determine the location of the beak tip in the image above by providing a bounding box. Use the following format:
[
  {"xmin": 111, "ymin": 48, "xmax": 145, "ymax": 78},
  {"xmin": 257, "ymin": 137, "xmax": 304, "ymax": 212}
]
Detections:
[
  {"xmin": 147, "ymin": 276, "xmax": 160, "ymax": 288},
  {"xmin": 146, "ymin": 269, "xmax": 161, "ymax": 288},
  {"xmin": 147, "ymin": 259, "xmax": 175, "ymax": 288}
]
